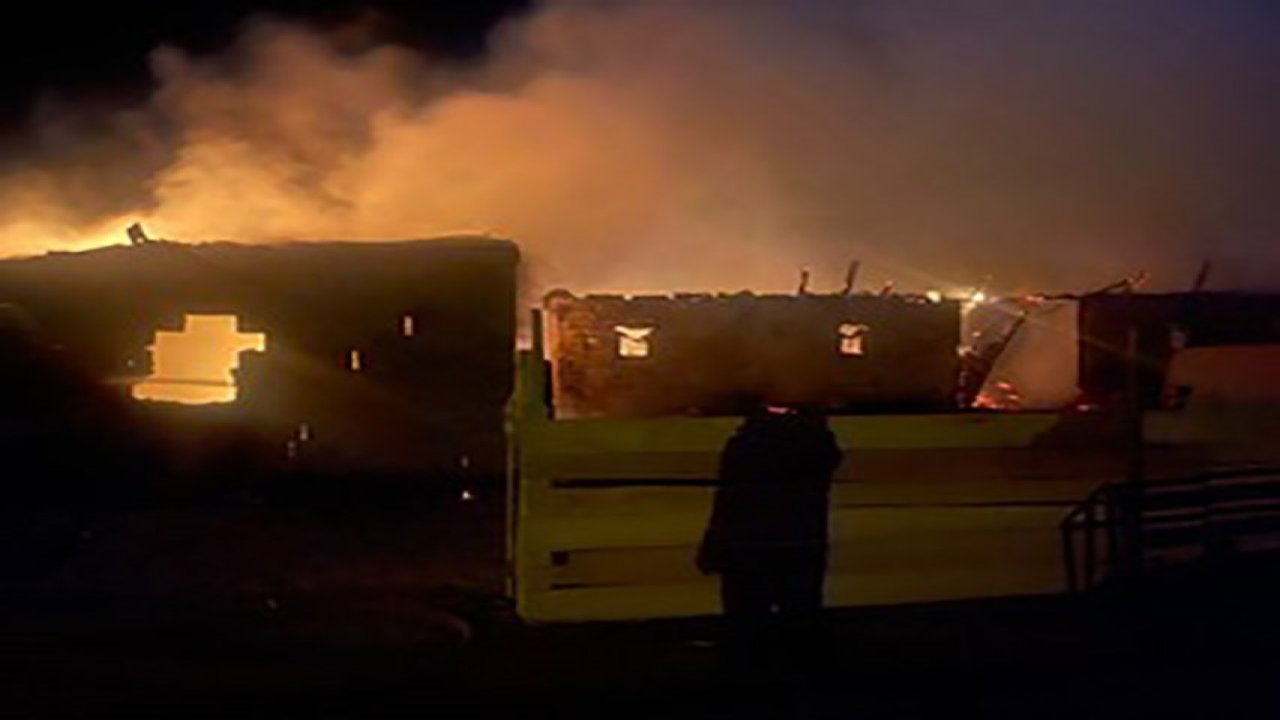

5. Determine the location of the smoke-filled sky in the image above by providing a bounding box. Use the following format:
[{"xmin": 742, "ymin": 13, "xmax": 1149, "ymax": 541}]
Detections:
[{"xmin": 0, "ymin": 0, "xmax": 1277, "ymax": 297}]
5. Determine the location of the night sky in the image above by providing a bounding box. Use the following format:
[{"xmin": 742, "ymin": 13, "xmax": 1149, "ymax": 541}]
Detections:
[{"xmin": 0, "ymin": 0, "xmax": 532, "ymax": 126}]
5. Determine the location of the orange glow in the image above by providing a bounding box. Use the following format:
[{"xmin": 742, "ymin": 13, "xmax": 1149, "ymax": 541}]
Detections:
[
  {"xmin": 132, "ymin": 315, "xmax": 266, "ymax": 404},
  {"xmin": 973, "ymin": 380, "xmax": 1024, "ymax": 410}
]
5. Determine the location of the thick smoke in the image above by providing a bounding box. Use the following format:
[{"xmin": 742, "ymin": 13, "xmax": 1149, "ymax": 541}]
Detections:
[{"xmin": 0, "ymin": 0, "xmax": 1277, "ymax": 299}]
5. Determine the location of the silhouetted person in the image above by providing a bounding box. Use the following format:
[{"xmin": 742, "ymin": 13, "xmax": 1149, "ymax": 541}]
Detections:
[{"xmin": 698, "ymin": 402, "xmax": 841, "ymax": 674}]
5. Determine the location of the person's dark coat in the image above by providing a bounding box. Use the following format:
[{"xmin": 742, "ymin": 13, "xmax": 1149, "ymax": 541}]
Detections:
[{"xmin": 698, "ymin": 410, "xmax": 841, "ymax": 574}]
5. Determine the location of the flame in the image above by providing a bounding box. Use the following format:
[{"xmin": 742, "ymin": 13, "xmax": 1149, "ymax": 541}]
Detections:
[{"xmin": 973, "ymin": 379, "xmax": 1024, "ymax": 411}]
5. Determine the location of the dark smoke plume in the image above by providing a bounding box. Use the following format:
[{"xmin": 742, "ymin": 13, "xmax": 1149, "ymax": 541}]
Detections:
[{"xmin": 0, "ymin": 0, "xmax": 1276, "ymax": 299}]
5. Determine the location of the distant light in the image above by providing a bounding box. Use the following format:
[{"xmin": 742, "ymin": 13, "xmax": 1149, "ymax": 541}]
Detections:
[
  {"xmin": 402, "ymin": 315, "xmax": 415, "ymax": 337},
  {"xmin": 349, "ymin": 349, "xmax": 363, "ymax": 371},
  {"xmin": 925, "ymin": 289, "xmax": 943, "ymax": 303},
  {"xmin": 461, "ymin": 490, "xmax": 475, "ymax": 502},
  {"xmin": 961, "ymin": 289, "xmax": 991, "ymax": 314}
]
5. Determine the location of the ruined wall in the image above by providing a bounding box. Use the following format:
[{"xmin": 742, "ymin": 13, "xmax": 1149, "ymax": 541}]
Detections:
[
  {"xmin": 1078, "ymin": 292, "xmax": 1280, "ymax": 409},
  {"xmin": 545, "ymin": 292, "xmax": 961, "ymax": 418},
  {"xmin": 0, "ymin": 237, "xmax": 519, "ymax": 475}
]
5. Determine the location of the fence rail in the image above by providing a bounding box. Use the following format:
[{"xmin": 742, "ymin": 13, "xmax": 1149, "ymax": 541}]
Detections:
[{"xmin": 1061, "ymin": 466, "xmax": 1280, "ymax": 593}]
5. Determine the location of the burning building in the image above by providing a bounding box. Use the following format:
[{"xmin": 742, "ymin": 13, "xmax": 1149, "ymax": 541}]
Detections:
[
  {"xmin": 0, "ymin": 236, "xmax": 519, "ymax": 477},
  {"xmin": 510, "ymin": 286, "xmax": 1280, "ymax": 622},
  {"xmin": 4, "ymin": 231, "xmax": 1280, "ymax": 621},
  {"xmin": 1078, "ymin": 291, "xmax": 1280, "ymax": 409},
  {"xmin": 544, "ymin": 290, "xmax": 961, "ymax": 418}
]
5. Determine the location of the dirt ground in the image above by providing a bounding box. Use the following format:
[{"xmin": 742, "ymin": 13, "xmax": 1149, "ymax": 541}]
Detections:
[{"xmin": 5, "ymin": 486, "xmax": 1280, "ymax": 718}]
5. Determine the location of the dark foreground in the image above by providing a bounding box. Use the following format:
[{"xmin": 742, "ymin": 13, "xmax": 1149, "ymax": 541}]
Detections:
[{"xmin": 5, "ymin": 488, "xmax": 1280, "ymax": 718}]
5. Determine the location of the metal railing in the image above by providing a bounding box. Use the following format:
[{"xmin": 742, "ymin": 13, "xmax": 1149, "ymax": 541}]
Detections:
[{"xmin": 1061, "ymin": 466, "xmax": 1280, "ymax": 593}]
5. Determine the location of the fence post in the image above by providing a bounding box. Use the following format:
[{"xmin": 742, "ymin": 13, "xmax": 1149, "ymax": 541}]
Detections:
[
  {"xmin": 1105, "ymin": 485, "xmax": 1120, "ymax": 581},
  {"xmin": 1084, "ymin": 500, "xmax": 1097, "ymax": 590},
  {"xmin": 1062, "ymin": 519, "xmax": 1079, "ymax": 594},
  {"xmin": 1119, "ymin": 288, "xmax": 1145, "ymax": 582}
]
